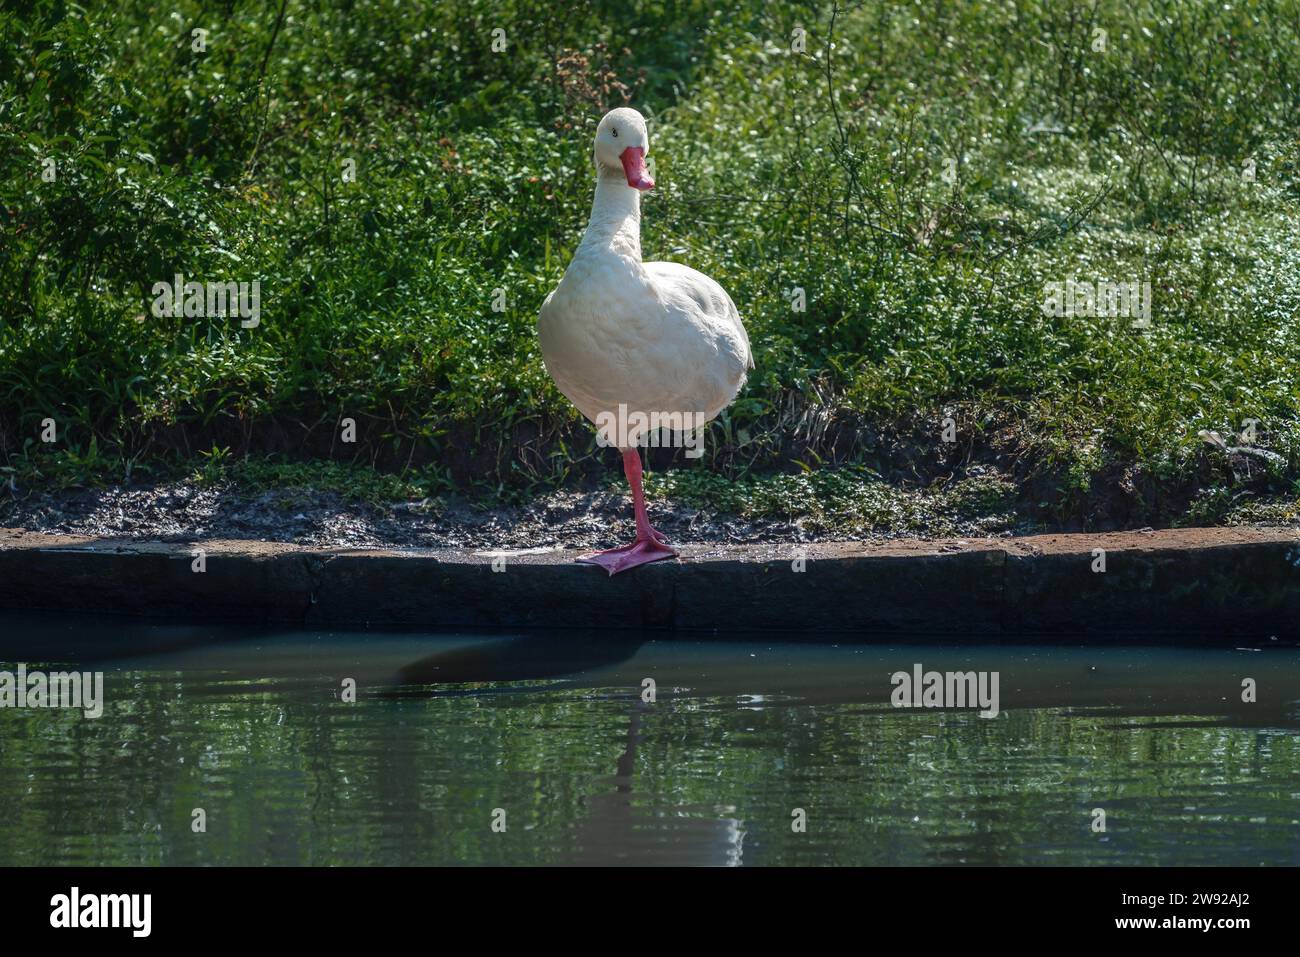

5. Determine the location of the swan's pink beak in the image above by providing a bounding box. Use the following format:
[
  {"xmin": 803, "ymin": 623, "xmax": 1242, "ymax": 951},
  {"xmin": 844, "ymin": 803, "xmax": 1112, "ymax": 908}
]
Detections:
[{"xmin": 620, "ymin": 146, "xmax": 655, "ymax": 190}]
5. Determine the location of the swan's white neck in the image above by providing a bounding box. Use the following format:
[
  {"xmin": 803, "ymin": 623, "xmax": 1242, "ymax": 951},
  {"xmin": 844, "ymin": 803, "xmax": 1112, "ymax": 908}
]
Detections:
[{"xmin": 574, "ymin": 166, "xmax": 642, "ymax": 264}]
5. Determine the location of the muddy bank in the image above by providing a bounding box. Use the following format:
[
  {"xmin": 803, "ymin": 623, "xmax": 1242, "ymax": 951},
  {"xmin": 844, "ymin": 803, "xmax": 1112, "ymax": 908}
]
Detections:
[{"xmin": 0, "ymin": 478, "xmax": 1020, "ymax": 550}]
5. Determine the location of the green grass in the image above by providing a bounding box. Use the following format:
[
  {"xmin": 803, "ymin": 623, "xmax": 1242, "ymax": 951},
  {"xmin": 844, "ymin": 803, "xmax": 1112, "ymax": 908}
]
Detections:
[
  {"xmin": 194, "ymin": 455, "xmax": 444, "ymax": 508},
  {"xmin": 645, "ymin": 466, "xmax": 1020, "ymax": 536},
  {"xmin": 2, "ymin": 0, "xmax": 1298, "ymax": 531}
]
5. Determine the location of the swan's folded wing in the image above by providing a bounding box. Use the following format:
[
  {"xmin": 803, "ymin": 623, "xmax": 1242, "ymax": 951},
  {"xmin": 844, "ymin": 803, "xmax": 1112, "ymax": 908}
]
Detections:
[{"xmin": 643, "ymin": 261, "xmax": 753, "ymax": 370}]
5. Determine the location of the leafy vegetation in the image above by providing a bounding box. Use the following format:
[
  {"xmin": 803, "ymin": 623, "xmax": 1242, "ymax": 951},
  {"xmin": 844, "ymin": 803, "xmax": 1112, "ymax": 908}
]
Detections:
[{"xmin": 2, "ymin": 0, "xmax": 1298, "ymax": 532}]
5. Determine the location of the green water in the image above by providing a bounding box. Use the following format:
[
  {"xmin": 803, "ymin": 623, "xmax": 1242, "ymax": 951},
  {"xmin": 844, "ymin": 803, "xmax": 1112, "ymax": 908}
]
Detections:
[{"xmin": 0, "ymin": 616, "xmax": 1297, "ymax": 866}]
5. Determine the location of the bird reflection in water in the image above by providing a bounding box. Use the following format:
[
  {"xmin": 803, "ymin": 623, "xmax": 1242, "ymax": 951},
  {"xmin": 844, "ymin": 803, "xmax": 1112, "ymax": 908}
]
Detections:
[{"xmin": 389, "ymin": 633, "xmax": 746, "ymax": 866}]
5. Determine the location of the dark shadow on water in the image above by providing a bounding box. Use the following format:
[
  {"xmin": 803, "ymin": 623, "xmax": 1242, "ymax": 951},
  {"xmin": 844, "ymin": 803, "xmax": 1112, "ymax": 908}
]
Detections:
[
  {"xmin": 0, "ymin": 610, "xmax": 649, "ymax": 691},
  {"xmin": 383, "ymin": 632, "xmax": 646, "ymax": 692}
]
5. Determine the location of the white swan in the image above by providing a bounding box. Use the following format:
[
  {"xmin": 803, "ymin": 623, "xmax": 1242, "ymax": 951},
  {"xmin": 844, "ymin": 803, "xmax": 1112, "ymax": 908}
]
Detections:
[{"xmin": 539, "ymin": 107, "xmax": 753, "ymax": 575}]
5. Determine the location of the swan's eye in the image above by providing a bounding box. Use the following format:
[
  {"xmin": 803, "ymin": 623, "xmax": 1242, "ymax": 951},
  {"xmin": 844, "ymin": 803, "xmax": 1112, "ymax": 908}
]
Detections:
[{"xmin": 611, "ymin": 128, "xmax": 618, "ymax": 138}]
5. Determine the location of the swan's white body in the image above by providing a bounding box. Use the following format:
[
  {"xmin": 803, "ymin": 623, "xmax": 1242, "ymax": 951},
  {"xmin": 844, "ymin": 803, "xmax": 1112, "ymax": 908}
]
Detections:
[
  {"xmin": 538, "ymin": 111, "xmax": 752, "ymax": 446},
  {"xmin": 537, "ymin": 107, "xmax": 752, "ymax": 574}
]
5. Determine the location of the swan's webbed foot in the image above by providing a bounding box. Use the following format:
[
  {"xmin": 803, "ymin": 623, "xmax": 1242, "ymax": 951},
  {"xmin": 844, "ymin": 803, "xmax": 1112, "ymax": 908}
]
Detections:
[{"xmin": 577, "ymin": 536, "xmax": 678, "ymax": 576}]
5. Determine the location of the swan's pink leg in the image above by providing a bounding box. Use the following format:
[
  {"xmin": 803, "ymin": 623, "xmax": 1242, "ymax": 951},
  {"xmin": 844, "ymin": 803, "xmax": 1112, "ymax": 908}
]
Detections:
[{"xmin": 577, "ymin": 448, "xmax": 678, "ymax": 575}]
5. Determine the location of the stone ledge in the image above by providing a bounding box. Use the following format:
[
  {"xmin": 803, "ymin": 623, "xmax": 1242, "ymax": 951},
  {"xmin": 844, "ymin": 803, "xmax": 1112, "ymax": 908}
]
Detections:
[{"xmin": 1, "ymin": 526, "xmax": 1296, "ymax": 641}]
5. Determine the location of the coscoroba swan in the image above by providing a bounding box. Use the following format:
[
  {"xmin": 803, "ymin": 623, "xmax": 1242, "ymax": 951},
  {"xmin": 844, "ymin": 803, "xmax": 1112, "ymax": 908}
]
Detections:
[{"xmin": 538, "ymin": 107, "xmax": 753, "ymax": 575}]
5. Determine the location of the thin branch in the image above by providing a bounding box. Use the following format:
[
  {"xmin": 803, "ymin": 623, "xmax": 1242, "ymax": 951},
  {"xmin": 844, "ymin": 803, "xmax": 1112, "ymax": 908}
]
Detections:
[{"xmin": 243, "ymin": 0, "xmax": 291, "ymax": 178}]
